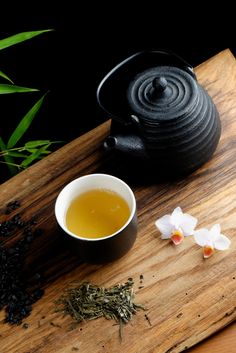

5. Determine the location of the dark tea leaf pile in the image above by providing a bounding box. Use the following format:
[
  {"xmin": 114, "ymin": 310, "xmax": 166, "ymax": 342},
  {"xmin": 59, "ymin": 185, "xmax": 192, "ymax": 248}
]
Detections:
[
  {"xmin": 0, "ymin": 201, "xmax": 44, "ymax": 325},
  {"xmin": 56, "ymin": 279, "xmax": 144, "ymax": 339}
]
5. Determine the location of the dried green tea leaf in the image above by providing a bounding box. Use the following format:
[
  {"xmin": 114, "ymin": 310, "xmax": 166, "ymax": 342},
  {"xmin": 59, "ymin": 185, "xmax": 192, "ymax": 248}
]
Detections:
[{"xmin": 56, "ymin": 279, "xmax": 145, "ymax": 339}]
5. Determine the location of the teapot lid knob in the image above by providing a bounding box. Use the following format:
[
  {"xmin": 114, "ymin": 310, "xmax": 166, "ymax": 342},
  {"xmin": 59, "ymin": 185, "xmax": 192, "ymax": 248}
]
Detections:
[
  {"xmin": 152, "ymin": 76, "xmax": 167, "ymax": 93},
  {"xmin": 149, "ymin": 76, "xmax": 168, "ymax": 100}
]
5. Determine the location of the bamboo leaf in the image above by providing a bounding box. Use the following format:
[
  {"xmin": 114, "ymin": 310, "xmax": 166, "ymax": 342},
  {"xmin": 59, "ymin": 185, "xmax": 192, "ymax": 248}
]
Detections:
[
  {"xmin": 0, "ymin": 84, "xmax": 38, "ymax": 94},
  {"xmin": 7, "ymin": 151, "xmax": 29, "ymax": 158},
  {"xmin": 7, "ymin": 93, "xmax": 47, "ymax": 149},
  {"xmin": 20, "ymin": 144, "xmax": 49, "ymax": 168},
  {"xmin": 25, "ymin": 140, "xmax": 51, "ymax": 148},
  {"xmin": 0, "ymin": 29, "xmax": 53, "ymax": 50},
  {"xmin": 26, "ymin": 148, "xmax": 51, "ymax": 154},
  {"xmin": 0, "ymin": 160, "xmax": 21, "ymax": 168},
  {"xmin": 0, "ymin": 70, "xmax": 13, "ymax": 83},
  {"xmin": 0, "ymin": 137, "xmax": 18, "ymax": 175}
]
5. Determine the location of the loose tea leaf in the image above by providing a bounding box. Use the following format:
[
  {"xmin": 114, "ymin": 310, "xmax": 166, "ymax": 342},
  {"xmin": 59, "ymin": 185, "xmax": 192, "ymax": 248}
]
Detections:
[
  {"xmin": 0, "ymin": 201, "xmax": 45, "ymax": 325},
  {"xmin": 56, "ymin": 279, "xmax": 145, "ymax": 339}
]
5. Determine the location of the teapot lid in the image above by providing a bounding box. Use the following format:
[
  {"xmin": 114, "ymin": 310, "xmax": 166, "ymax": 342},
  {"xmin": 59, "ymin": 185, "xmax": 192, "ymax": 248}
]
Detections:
[{"xmin": 127, "ymin": 66, "xmax": 198, "ymax": 124}]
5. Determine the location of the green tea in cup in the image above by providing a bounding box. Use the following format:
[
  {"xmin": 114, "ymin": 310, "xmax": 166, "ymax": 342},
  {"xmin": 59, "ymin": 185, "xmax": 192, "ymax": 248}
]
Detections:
[{"xmin": 66, "ymin": 188, "xmax": 130, "ymax": 239}]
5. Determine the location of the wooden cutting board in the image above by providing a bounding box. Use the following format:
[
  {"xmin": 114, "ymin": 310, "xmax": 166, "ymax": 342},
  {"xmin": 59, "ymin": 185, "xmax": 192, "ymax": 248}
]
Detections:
[{"xmin": 1, "ymin": 49, "xmax": 236, "ymax": 353}]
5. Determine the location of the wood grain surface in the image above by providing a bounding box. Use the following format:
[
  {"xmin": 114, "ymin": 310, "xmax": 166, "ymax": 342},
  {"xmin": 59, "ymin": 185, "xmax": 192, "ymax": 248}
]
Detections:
[{"xmin": 1, "ymin": 49, "xmax": 236, "ymax": 353}]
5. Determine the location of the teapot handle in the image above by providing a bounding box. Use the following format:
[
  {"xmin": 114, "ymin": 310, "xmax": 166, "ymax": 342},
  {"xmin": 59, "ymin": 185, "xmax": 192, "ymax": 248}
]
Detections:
[
  {"xmin": 150, "ymin": 49, "xmax": 196, "ymax": 78},
  {"xmin": 96, "ymin": 52, "xmax": 143, "ymax": 123},
  {"xmin": 96, "ymin": 50, "xmax": 196, "ymax": 122}
]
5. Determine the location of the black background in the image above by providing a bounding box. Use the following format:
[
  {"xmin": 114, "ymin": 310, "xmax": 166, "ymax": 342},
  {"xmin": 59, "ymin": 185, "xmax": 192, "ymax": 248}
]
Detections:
[{"xmin": 0, "ymin": 4, "xmax": 235, "ymax": 145}]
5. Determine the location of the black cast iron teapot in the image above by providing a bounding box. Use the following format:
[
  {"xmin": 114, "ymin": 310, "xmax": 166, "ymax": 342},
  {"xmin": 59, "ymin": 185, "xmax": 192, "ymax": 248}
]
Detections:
[{"xmin": 97, "ymin": 50, "xmax": 221, "ymax": 177}]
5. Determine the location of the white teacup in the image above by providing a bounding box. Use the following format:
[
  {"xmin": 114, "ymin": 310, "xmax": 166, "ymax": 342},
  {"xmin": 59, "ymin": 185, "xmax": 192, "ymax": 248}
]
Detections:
[{"xmin": 55, "ymin": 173, "xmax": 137, "ymax": 263}]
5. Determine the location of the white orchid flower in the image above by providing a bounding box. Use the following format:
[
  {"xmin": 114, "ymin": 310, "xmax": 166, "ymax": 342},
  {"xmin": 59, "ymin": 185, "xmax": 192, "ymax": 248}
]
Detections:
[
  {"xmin": 194, "ymin": 224, "xmax": 231, "ymax": 258},
  {"xmin": 155, "ymin": 207, "xmax": 197, "ymax": 245}
]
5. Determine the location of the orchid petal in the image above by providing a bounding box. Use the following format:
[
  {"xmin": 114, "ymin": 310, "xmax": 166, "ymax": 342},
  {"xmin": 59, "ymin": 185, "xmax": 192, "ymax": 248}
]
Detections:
[
  {"xmin": 213, "ymin": 233, "xmax": 231, "ymax": 250},
  {"xmin": 209, "ymin": 224, "xmax": 221, "ymax": 240},
  {"xmin": 194, "ymin": 228, "xmax": 213, "ymax": 247},
  {"xmin": 180, "ymin": 213, "xmax": 198, "ymax": 236},
  {"xmin": 171, "ymin": 207, "xmax": 183, "ymax": 228},
  {"xmin": 155, "ymin": 215, "xmax": 173, "ymax": 238}
]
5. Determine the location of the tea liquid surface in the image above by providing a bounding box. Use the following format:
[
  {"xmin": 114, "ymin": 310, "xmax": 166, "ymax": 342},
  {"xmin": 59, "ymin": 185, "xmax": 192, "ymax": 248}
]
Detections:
[{"xmin": 66, "ymin": 188, "xmax": 130, "ymax": 238}]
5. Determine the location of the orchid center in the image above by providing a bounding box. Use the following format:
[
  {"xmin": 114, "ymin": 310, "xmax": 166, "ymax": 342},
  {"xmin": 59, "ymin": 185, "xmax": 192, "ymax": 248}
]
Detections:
[
  {"xmin": 203, "ymin": 245, "xmax": 214, "ymax": 258},
  {"xmin": 171, "ymin": 229, "xmax": 184, "ymax": 245}
]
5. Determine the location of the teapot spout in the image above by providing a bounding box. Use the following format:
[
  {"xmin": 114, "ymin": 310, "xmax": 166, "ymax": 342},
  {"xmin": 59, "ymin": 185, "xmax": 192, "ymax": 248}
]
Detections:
[{"xmin": 104, "ymin": 134, "xmax": 147, "ymax": 159}]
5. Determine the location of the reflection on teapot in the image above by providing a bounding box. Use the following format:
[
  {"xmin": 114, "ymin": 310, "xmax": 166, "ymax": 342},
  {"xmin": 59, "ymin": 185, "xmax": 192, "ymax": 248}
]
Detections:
[{"xmin": 97, "ymin": 50, "xmax": 221, "ymax": 177}]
